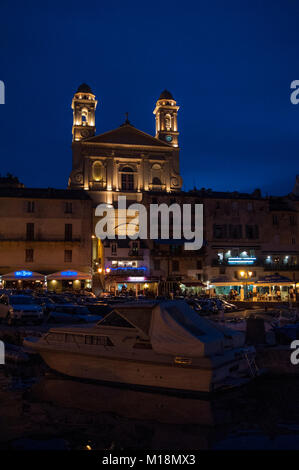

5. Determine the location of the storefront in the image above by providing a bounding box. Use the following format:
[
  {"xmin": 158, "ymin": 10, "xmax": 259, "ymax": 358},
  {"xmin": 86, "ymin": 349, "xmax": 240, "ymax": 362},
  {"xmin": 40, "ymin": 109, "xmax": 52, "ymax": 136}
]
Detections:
[
  {"xmin": 209, "ymin": 276, "xmax": 253, "ymax": 300},
  {"xmin": 105, "ymin": 275, "xmax": 159, "ymax": 296},
  {"xmin": 254, "ymin": 275, "xmax": 296, "ymax": 301},
  {"xmin": 179, "ymin": 281, "xmax": 206, "ymax": 296},
  {"xmin": 46, "ymin": 270, "xmax": 92, "ymax": 292},
  {"xmin": 0, "ymin": 270, "xmax": 45, "ymax": 290}
]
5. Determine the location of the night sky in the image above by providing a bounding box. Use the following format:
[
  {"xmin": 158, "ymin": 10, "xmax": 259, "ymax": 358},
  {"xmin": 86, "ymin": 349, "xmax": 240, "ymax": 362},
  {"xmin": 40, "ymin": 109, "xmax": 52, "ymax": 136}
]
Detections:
[{"xmin": 0, "ymin": 0, "xmax": 299, "ymax": 196}]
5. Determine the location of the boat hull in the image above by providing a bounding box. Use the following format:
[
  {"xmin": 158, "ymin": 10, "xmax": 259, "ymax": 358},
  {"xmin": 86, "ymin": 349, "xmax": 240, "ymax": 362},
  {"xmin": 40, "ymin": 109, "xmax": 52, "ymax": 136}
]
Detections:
[{"xmin": 36, "ymin": 348, "xmax": 252, "ymax": 394}]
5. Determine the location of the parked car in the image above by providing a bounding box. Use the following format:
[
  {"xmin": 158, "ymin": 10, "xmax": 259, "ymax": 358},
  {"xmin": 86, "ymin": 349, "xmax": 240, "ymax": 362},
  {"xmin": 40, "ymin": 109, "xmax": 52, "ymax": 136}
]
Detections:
[
  {"xmin": 186, "ymin": 299, "xmax": 202, "ymax": 313},
  {"xmin": 197, "ymin": 299, "xmax": 218, "ymax": 314},
  {"xmin": 33, "ymin": 296, "xmax": 55, "ymax": 315},
  {"xmin": 0, "ymin": 294, "xmax": 43, "ymax": 325}
]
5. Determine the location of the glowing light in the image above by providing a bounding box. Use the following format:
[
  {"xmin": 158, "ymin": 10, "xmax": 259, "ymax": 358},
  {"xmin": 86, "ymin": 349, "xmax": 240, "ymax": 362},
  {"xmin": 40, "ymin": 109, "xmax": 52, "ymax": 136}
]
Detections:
[
  {"xmin": 228, "ymin": 257, "xmax": 256, "ymax": 265},
  {"xmin": 61, "ymin": 271, "xmax": 78, "ymax": 276},
  {"xmin": 105, "ymin": 268, "xmax": 111, "ymax": 273},
  {"xmin": 14, "ymin": 270, "xmax": 33, "ymax": 278},
  {"xmin": 98, "ymin": 268, "xmax": 103, "ymax": 273}
]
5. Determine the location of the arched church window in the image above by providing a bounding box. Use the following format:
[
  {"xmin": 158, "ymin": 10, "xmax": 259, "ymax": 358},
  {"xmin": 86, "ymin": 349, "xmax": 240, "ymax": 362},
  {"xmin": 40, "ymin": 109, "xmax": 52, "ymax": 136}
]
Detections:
[
  {"xmin": 152, "ymin": 177, "xmax": 162, "ymax": 185},
  {"xmin": 93, "ymin": 161, "xmax": 102, "ymax": 181},
  {"xmin": 165, "ymin": 114, "xmax": 171, "ymax": 131},
  {"xmin": 152, "ymin": 163, "xmax": 161, "ymax": 170},
  {"xmin": 121, "ymin": 166, "xmax": 134, "ymax": 172},
  {"xmin": 151, "ymin": 163, "xmax": 163, "ymax": 187},
  {"xmin": 81, "ymin": 109, "xmax": 88, "ymax": 126}
]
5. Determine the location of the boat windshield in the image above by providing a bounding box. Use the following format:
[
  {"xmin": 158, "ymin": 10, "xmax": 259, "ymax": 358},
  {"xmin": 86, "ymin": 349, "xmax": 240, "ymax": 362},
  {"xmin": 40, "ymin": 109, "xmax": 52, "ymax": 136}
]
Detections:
[{"xmin": 98, "ymin": 312, "xmax": 135, "ymax": 328}]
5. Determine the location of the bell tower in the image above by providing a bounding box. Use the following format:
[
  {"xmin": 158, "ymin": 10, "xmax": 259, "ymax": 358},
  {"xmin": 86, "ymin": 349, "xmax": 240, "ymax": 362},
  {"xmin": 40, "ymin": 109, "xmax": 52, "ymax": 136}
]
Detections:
[
  {"xmin": 72, "ymin": 83, "xmax": 97, "ymax": 141},
  {"xmin": 153, "ymin": 90, "xmax": 179, "ymax": 147}
]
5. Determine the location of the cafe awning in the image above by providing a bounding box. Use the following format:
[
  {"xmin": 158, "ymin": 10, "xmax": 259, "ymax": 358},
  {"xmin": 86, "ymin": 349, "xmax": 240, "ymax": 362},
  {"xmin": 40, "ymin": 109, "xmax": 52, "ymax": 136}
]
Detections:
[
  {"xmin": 1, "ymin": 270, "xmax": 45, "ymax": 281},
  {"xmin": 255, "ymin": 274, "xmax": 294, "ymax": 286},
  {"xmin": 181, "ymin": 281, "xmax": 206, "ymax": 287},
  {"xmin": 47, "ymin": 270, "xmax": 92, "ymax": 281},
  {"xmin": 209, "ymin": 276, "xmax": 251, "ymax": 286}
]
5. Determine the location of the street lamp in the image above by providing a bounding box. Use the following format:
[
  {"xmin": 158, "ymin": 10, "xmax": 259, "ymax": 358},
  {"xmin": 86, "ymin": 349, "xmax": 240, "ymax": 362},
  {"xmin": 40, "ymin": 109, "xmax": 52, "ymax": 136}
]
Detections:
[{"xmin": 240, "ymin": 270, "xmax": 253, "ymax": 300}]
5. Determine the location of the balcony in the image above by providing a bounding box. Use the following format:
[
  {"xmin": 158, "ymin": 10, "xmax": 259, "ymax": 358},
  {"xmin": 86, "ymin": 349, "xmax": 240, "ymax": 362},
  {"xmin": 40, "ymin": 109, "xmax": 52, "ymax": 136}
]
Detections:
[
  {"xmin": 128, "ymin": 250, "xmax": 144, "ymax": 259},
  {"xmin": 263, "ymin": 263, "xmax": 299, "ymax": 271},
  {"xmin": 0, "ymin": 236, "xmax": 81, "ymax": 243}
]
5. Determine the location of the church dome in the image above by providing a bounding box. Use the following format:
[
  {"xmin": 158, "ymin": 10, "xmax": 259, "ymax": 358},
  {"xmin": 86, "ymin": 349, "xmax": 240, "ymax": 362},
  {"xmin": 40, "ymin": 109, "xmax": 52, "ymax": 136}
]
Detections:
[
  {"xmin": 77, "ymin": 83, "xmax": 93, "ymax": 94},
  {"xmin": 159, "ymin": 89, "xmax": 174, "ymax": 100}
]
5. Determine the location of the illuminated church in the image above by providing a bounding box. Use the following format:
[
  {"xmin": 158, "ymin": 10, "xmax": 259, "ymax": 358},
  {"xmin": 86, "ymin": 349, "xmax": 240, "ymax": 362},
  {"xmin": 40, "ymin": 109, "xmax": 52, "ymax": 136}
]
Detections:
[{"xmin": 68, "ymin": 84, "xmax": 182, "ymax": 205}]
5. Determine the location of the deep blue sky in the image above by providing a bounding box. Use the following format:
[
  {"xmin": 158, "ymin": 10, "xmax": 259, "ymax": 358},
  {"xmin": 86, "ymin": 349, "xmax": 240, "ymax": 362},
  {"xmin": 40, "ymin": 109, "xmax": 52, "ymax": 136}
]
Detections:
[{"xmin": 0, "ymin": 0, "xmax": 298, "ymax": 196}]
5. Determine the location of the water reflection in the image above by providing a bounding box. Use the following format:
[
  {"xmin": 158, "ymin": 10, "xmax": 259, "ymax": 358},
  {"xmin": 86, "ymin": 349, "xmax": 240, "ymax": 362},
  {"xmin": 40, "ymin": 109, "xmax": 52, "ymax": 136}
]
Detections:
[
  {"xmin": 31, "ymin": 376, "xmax": 227, "ymax": 426},
  {"xmin": 2, "ymin": 364, "xmax": 299, "ymax": 450}
]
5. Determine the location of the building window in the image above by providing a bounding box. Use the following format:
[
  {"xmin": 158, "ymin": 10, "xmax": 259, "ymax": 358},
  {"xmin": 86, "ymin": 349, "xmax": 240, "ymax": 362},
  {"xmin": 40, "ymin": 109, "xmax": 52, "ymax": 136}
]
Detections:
[
  {"xmin": 111, "ymin": 243, "xmax": 117, "ymax": 255},
  {"xmin": 25, "ymin": 249, "xmax": 34, "ymax": 262},
  {"xmin": 272, "ymin": 215, "xmax": 278, "ymax": 225},
  {"xmin": 121, "ymin": 167, "xmax": 134, "ymax": 190},
  {"xmin": 131, "ymin": 241, "xmax": 139, "ymax": 255},
  {"xmin": 228, "ymin": 224, "xmax": 242, "ymax": 239},
  {"xmin": 196, "ymin": 260, "xmax": 202, "ymax": 269},
  {"xmin": 152, "ymin": 177, "xmax": 162, "ymax": 185},
  {"xmin": 154, "ymin": 259, "xmax": 160, "ymax": 270},
  {"xmin": 65, "ymin": 202, "xmax": 72, "ymax": 214},
  {"xmin": 172, "ymin": 260, "xmax": 179, "ymax": 272},
  {"xmin": 245, "ymin": 225, "xmax": 259, "ymax": 239},
  {"xmin": 290, "ymin": 215, "xmax": 297, "ymax": 226},
  {"xmin": 65, "ymin": 224, "xmax": 72, "ymax": 241},
  {"xmin": 151, "ymin": 163, "xmax": 163, "ymax": 187},
  {"xmin": 121, "ymin": 173, "xmax": 134, "ymax": 190},
  {"xmin": 27, "ymin": 201, "xmax": 35, "ymax": 213},
  {"xmin": 64, "ymin": 250, "xmax": 72, "ymax": 262},
  {"xmin": 292, "ymin": 238, "xmax": 296, "ymax": 245},
  {"xmin": 213, "ymin": 224, "xmax": 227, "ymax": 239},
  {"xmin": 26, "ymin": 223, "xmax": 34, "ymax": 241}
]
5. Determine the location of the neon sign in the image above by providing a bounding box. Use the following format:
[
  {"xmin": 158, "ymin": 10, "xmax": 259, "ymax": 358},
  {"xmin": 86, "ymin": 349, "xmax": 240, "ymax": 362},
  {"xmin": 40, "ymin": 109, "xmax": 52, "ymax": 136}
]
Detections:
[
  {"xmin": 228, "ymin": 257, "xmax": 256, "ymax": 265},
  {"xmin": 109, "ymin": 266, "xmax": 147, "ymax": 271},
  {"xmin": 14, "ymin": 270, "xmax": 33, "ymax": 278},
  {"xmin": 128, "ymin": 277, "xmax": 145, "ymax": 282},
  {"xmin": 61, "ymin": 271, "xmax": 78, "ymax": 276}
]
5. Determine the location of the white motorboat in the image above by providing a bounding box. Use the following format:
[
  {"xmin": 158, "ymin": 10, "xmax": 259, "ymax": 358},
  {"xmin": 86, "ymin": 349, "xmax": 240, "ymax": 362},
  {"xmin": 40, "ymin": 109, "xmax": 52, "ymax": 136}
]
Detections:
[{"xmin": 24, "ymin": 301, "xmax": 258, "ymax": 393}]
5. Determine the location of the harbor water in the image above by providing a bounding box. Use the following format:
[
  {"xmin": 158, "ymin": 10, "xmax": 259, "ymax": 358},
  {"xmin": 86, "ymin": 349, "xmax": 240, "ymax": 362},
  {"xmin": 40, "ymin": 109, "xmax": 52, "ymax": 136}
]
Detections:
[{"xmin": 1, "ymin": 359, "xmax": 299, "ymax": 450}]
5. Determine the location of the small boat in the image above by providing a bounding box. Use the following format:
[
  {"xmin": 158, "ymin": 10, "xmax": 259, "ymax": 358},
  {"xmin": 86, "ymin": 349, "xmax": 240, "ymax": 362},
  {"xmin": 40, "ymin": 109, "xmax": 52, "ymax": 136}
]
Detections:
[{"xmin": 24, "ymin": 301, "xmax": 259, "ymax": 394}]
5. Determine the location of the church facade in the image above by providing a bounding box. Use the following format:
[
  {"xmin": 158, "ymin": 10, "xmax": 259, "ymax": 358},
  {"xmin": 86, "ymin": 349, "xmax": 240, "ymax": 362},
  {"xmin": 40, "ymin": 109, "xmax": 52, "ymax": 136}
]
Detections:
[{"xmin": 68, "ymin": 84, "xmax": 182, "ymax": 204}]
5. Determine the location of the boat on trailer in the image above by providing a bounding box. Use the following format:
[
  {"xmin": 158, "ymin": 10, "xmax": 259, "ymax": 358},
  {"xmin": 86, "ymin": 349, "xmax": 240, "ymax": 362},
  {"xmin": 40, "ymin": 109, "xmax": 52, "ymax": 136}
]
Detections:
[{"xmin": 24, "ymin": 300, "xmax": 259, "ymax": 393}]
